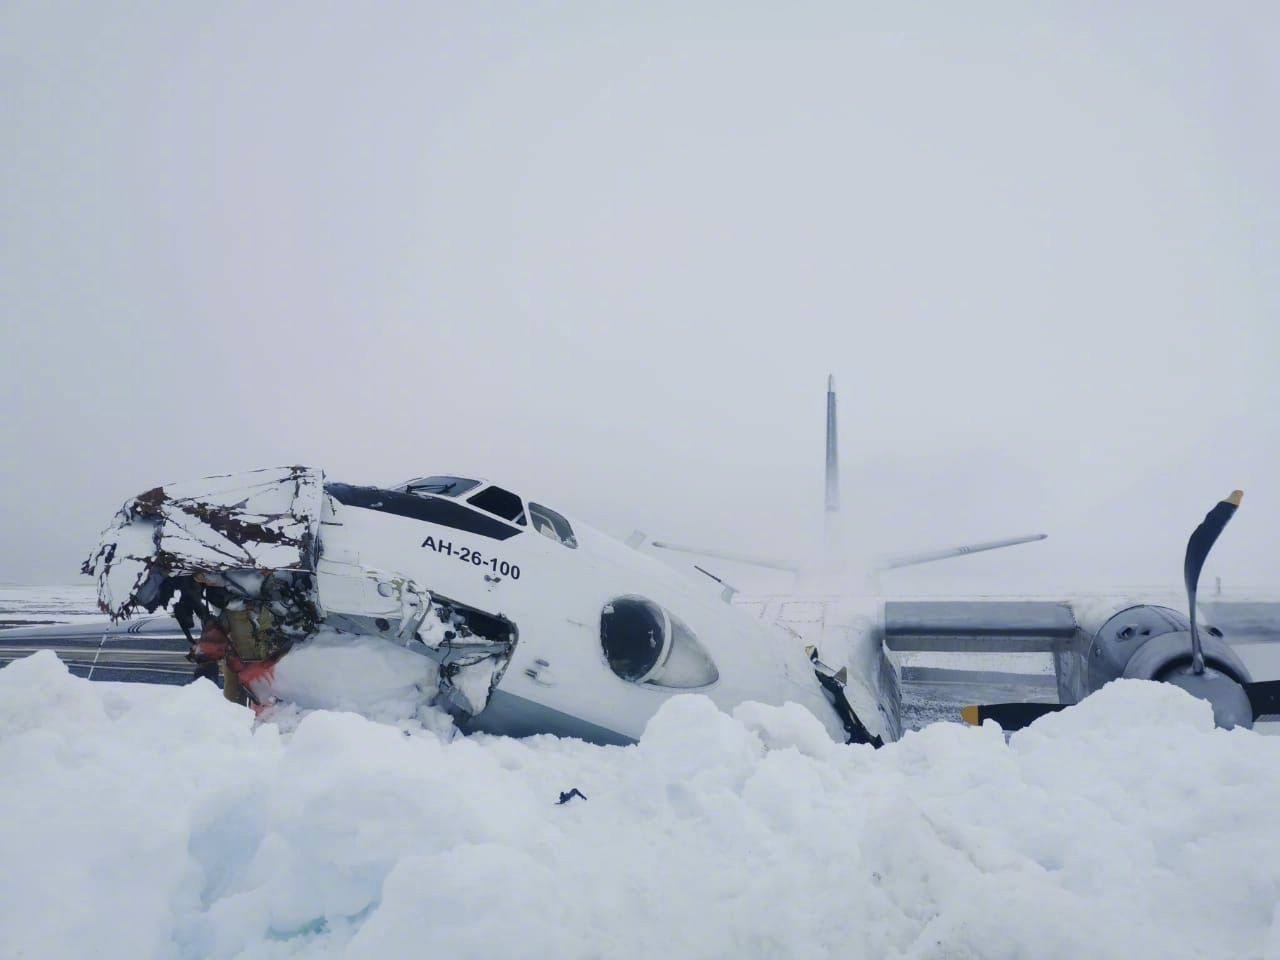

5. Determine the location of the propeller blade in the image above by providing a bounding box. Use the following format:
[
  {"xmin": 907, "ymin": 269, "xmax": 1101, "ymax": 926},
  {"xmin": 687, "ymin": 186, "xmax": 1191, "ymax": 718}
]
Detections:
[
  {"xmin": 1244, "ymin": 679, "xmax": 1280, "ymax": 720},
  {"xmin": 960, "ymin": 702, "xmax": 1066, "ymax": 730},
  {"xmin": 1185, "ymin": 490, "xmax": 1243, "ymax": 674}
]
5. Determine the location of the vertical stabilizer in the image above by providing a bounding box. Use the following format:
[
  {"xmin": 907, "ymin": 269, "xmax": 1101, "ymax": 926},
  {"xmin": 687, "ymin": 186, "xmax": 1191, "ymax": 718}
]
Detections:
[
  {"xmin": 823, "ymin": 375, "xmax": 840, "ymax": 571},
  {"xmin": 825, "ymin": 375, "xmax": 839, "ymax": 513}
]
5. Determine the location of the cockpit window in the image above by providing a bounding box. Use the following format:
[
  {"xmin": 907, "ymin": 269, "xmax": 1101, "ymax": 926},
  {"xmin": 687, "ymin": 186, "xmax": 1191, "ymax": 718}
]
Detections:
[
  {"xmin": 467, "ymin": 485, "xmax": 527, "ymax": 525},
  {"xmin": 528, "ymin": 502, "xmax": 577, "ymax": 549},
  {"xmin": 400, "ymin": 476, "xmax": 480, "ymax": 498}
]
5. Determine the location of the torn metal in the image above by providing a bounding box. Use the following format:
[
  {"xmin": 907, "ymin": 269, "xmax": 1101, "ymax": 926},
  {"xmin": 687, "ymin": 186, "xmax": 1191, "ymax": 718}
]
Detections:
[
  {"xmin": 82, "ymin": 466, "xmax": 516, "ymax": 721},
  {"xmin": 82, "ymin": 466, "xmax": 324, "ymax": 622}
]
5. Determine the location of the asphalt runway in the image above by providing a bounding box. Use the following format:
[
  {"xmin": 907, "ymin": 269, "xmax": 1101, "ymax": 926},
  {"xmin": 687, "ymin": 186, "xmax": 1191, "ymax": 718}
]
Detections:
[{"xmin": 0, "ymin": 614, "xmax": 200, "ymax": 685}]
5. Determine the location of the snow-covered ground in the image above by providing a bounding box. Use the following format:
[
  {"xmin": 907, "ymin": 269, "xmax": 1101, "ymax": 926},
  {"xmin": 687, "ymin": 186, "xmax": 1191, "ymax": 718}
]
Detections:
[
  {"xmin": 0, "ymin": 583, "xmax": 102, "ymax": 628},
  {"xmin": 5, "ymin": 651, "xmax": 1280, "ymax": 960}
]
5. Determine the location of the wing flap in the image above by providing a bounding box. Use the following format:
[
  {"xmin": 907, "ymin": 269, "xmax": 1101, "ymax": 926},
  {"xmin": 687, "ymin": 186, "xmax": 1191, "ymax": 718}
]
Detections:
[
  {"xmin": 885, "ymin": 600, "xmax": 1078, "ymax": 653},
  {"xmin": 900, "ymin": 665, "xmax": 1058, "ymax": 688}
]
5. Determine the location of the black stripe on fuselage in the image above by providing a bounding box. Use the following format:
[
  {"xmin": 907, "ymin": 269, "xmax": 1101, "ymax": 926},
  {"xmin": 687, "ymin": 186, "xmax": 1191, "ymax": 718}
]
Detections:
[{"xmin": 325, "ymin": 483, "xmax": 524, "ymax": 541}]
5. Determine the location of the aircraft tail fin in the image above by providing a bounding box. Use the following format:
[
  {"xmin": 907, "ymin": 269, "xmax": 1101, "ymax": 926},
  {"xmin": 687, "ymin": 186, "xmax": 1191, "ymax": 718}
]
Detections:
[
  {"xmin": 823, "ymin": 375, "xmax": 840, "ymax": 571},
  {"xmin": 825, "ymin": 375, "xmax": 839, "ymax": 515}
]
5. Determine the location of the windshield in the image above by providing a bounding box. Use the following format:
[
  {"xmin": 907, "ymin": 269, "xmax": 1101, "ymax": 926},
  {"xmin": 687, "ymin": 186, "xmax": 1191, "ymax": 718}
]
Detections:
[
  {"xmin": 467, "ymin": 485, "xmax": 527, "ymax": 525},
  {"xmin": 398, "ymin": 476, "xmax": 481, "ymax": 498}
]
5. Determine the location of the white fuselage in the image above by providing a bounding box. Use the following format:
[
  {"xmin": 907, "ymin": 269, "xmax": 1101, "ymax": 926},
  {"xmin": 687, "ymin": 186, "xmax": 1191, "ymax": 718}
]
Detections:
[{"xmin": 312, "ymin": 484, "xmax": 884, "ymax": 744}]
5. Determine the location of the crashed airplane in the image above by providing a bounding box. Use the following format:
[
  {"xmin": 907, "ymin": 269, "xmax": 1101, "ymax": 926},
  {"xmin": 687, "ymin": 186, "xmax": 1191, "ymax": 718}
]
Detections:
[
  {"xmin": 8, "ymin": 378, "xmax": 1280, "ymax": 744},
  {"xmin": 78, "ymin": 464, "xmax": 896, "ymax": 745}
]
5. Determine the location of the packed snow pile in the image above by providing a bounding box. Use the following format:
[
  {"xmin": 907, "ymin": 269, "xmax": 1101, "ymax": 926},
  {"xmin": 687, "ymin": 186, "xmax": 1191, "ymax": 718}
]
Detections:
[{"xmin": 4, "ymin": 653, "xmax": 1280, "ymax": 960}]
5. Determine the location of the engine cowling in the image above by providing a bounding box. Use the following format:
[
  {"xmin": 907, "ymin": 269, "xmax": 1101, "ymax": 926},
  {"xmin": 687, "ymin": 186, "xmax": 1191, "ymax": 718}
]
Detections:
[
  {"xmin": 1081, "ymin": 604, "xmax": 1254, "ymax": 728},
  {"xmin": 962, "ymin": 493, "xmax": 1261, "ymax": 733}
]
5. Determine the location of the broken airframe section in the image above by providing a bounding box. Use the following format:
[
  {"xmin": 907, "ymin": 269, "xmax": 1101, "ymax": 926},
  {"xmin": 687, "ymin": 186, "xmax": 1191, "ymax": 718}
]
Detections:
[{"xmin": 81, "ymin": 466, "xmax": 516, "ymax": 720}]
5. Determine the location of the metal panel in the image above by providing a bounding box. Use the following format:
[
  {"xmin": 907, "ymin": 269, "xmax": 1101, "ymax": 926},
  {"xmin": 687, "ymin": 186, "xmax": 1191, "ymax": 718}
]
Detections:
[
  {"xmin": 884, "ymin": 601, "xmax": 1077, "ymax": 653},
  {"xmin": 729, "ymin": 599, "xmax": 767, "ymax": 620},
  {"xmin": 900, "ymin": 665, "xmax": 1057, "ymax": 688},
  {"xmin": 778, "ymin": 601, "xmax": 827, "ymax": 625}
]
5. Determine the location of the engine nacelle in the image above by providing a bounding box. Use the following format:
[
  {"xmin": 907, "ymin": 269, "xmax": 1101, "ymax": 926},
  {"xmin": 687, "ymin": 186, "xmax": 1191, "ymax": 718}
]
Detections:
[{"xmin": 1079, "ymin": 604, "xmax": 1254, "ymax": 728}]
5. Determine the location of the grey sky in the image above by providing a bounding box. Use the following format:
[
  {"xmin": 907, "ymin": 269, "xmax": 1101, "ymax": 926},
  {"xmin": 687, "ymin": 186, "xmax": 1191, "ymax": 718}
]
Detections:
[{"xmin": 2, "ymin": 2, "xmax": 1276, "ymax": 594}]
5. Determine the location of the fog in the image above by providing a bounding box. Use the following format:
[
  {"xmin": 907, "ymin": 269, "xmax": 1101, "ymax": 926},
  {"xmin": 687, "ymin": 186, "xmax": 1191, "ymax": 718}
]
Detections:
[{"xmin": 2, "ymin": 3, "xmax": 1277, "ymax": 596}]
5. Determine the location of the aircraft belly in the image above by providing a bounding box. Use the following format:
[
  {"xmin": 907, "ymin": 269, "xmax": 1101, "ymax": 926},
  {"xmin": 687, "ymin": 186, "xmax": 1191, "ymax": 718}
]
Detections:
[
  {"xmin": 495, "ymin": 638, "xmax": 654, "ymax": 744},
  {"xmin": 466, "ymin": 688, "xmax": 636, "ymax": 746}
]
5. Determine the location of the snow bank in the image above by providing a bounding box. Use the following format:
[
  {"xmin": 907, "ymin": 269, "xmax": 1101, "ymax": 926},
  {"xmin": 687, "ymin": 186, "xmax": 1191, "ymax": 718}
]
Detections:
[
  {"xmin": 4, "ymin": 652, "xmax": 1280, "ymax": 960},
  {"xmin": 252, "ymin": 629, "xmax": 441, "ymax": 723}
]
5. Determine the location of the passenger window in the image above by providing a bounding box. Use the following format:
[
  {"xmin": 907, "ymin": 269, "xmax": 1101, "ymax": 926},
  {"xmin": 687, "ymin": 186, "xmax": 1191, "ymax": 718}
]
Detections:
[
  {"xmin": 467, "ymin": 485, "xmax": 527, "ymax": 525},
  {"xmin": 528, "ymin": 502, "xmax": 577, "ymax": 549}
]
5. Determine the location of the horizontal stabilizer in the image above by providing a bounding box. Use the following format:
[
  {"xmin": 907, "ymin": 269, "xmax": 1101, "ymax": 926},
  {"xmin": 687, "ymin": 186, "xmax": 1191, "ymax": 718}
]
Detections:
[
  {"xmin": 879, "ymin": 533, "xmax": 1047, "ymax": 571},
  {"xmin": 649, "ymin": 541, "xmax": 798, "ymax": 573}
]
